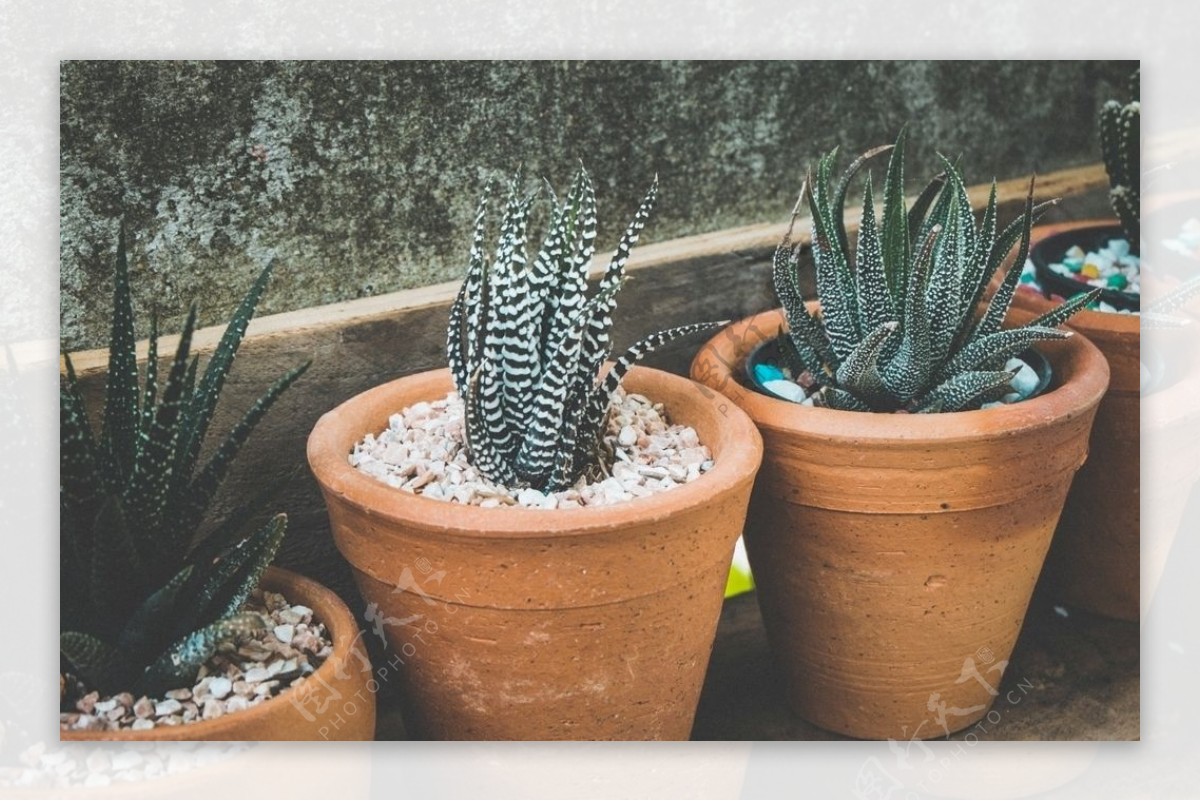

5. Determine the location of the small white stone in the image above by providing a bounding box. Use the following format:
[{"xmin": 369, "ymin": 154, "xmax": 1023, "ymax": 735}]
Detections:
[
  {"xmin": 273, "ymin": 624, "xmax": 295, "ymax": 644},
  {"xmin": 516, "ymin": 487, "xmax": 547, "ymax": 507},
  {"xmin": 618, "ymin": 425, "xmax": 638, "ymax": 447},
  {"xmin": 154, "ymin": 699, "xmax": 182, "ymax": 717},
  {"xmin": 1005, "ymin": 357, "xmax": 1040, "ymax": 398},
  {"xmin": 243, "ymin": 667, "xmax": 271, "ymax": 683},
  {"xmin": 207, "ymin": 677, "xmax": 233, "ymax": 700},
  {"xmin": 763, "ymin": 379, "xmax": 807, "ymax": 402}
]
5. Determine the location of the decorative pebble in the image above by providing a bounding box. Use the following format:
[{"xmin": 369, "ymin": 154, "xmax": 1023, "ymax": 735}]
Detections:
[
  {"xmin": 1005, "ymin": 357, "xmax": 1041, "ymax": 399},
  {"xmin": 154, "ymin": 699, "xmax": 182, "ymax": 717},
  {"xmin": 59, "ymin": 589, "xmax": 331, "ymax": 732},
  {"xmin": 351, "ymin": 388, "xmax": 713, "ymax": 509},
  {"xmin": 208, "ymin": 676, "xmax": 233, "ymax": 700},
  {"xmin": 1028, "ymin": 234, "xmax": 1140, "ymax": 314},
  {"xmin": 754, "ymin": 363, "xmax": 785, "ymax": 384},
  {"xmin": 762, "ymin": 378, "xmax": 807, "ymax": 403},
  {"xmin": 133, "ymin": 697, "xmax": 154, "ymax": 719},
  {"xmin": 617, "ymin": 425, "xmax": 638, "ymax": 447}
]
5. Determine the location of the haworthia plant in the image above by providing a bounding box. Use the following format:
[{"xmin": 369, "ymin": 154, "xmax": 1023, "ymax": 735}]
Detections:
[
  {"xmin": 774, "ymin": 132, "xmax": 1099, "ymax": 413},
  {"xmin": 447, "ymin": 166, "xmax": 725, "ymax": 492},
  {"xmin": 1100, "ymin": 68, "xmax": 1140, "ymax": 248},
  {"xmin": 60, "ymin": 228, "xmax": 309, "ymax": 696}
]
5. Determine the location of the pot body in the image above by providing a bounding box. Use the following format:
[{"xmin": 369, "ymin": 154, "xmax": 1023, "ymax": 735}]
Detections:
[
  {"xmin": 691, "ymin": 308, "xmax": 1108, "ymax": 740},
  {"xmin": 1014, "ymin": 219, "xmax": 1141, "ymax": 620},
  {"xmin": 61, "ymin": 566, "xmax": 376, "ymax": 741},
  {"xmin": 307, "ymin": 366, "xmax": 762, "ymax": 740}
]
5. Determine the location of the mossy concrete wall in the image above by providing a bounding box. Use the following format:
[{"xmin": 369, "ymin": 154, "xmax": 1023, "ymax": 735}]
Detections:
[{"xmin": 60, "ymin": 60, "xmax": 1136, "ymax": 350}]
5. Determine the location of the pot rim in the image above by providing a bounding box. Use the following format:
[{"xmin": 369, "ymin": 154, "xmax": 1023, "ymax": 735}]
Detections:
[
  {"xmin": 691, "ymin": 307, "xmax": 1110, "ymax": 445},
  {"xmin": 1020, "ymin": 218, "xmax": 1141, "ymax": 336},
  {"xmin": 59, "ymin": 566, "xmax": 360, "ymax": 742},
  {"xmin": 306, "ymin": 365, "xmax": 764, "ymax": 538}
]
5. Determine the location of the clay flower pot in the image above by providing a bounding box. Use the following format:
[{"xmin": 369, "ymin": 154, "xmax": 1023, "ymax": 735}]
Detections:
[
  {"xmin": 61, "ymin": 567, "xmax": 376, "ymax": 742},
  {"xmin": 307, "ymin": 366, "xmax": 762, "ymax": 740},
  {"xmin": 1011, "ymin": 219, "xmax": 1140, "ymax": 620},
  {"xmin": 690, "ymin": 308, "xmax": 1108, "ymax": 740}
]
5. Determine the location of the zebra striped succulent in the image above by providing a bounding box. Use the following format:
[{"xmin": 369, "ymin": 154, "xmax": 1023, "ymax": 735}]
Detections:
[
  {"xmin": 60, "ymin": 229, "xmax": 309, "ymax": 696},
  {"xmin": 1100, "ymin": 68, "xmax": 1140, "ymax": 248},
  {"xmin": 774, "ymin": 131, "xmax": 1098, "ymax": 413},
  {"xmin": 447, "ymin": 167, "xmax": 724, "ymax": 492}
]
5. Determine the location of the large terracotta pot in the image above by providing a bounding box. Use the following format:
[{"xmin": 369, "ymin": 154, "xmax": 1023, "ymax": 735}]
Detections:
[
  {"xmin": 60, "ymin": 567, "xmax": 376, "ymax": 742},
  {"xmin": 1011, "ymin": 219, "xmax": 1140, "ymax": 620},
  {"xmin": 307, "ymin": 366, "xmax": 762, "ymax": 740},
  {"xmin": 690, "ymin": 308, "xmax": 1108, "ymax": 740}
]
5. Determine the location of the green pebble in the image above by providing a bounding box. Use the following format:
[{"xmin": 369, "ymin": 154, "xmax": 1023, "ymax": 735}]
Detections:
[
  {"xmin": 1107, "ymin": 274, "xmax": 1128, "ymax": 289},
  {"xmin": 1063, "ymin": 257, "xmax": 1084, "ymax": 272}
]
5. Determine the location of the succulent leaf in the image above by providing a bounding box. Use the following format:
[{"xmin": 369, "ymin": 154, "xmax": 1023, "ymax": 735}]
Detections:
[
  {"xmin": 449, "ymin": 168, "xmax": 724, "ymax": 491},
  {"xmin": 102, "ymin": 226, "xmax": 140, "ymax": 483},
  {"xmin": 59, "ymin": 227, "xmax": 302, "ymax": 696},
  {"xmin": 139, "ymin": 613, "xmax": 269, "ymax": 697},
  {"xmin": 770, "ymin": 134, "xmax": 1089, "ymax": 413},
  {"xmin": 913, "ymin": 370, "xmax": 1015, "ymax": 414}
]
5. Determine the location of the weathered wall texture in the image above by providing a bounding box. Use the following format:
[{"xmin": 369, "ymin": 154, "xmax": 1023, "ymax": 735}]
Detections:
[{"xmin": 60, "ymin": 60, "xmax": 1136, "ymax": 350}]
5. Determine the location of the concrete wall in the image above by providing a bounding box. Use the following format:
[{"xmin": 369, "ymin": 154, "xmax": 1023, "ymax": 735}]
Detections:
[{"xmin": 60, "ymin": 60, "xmax": 1137, "ymax": 350}]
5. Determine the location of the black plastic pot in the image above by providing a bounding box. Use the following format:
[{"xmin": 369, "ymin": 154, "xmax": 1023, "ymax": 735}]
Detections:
[
  {"xmin": 1028, "ymin": 223, "xmax": 1139, "ymax": 312},
  {"xmin": 745, "ymin": 336, "xmax": 1053, "ymax": 406}
]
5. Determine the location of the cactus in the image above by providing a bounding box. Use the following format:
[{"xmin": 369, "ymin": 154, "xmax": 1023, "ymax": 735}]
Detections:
[
  {"xmin": 774, "ymin": 132, "xmax": 1098, "ymax": 413},
  {"xmin": 447, "ymin": 166, "xmax": 724, "ymax": 491},
  {"xmin": 60, "ymin": 229, "xmax": 309, "ymax": 696},
  {"xmin": 1100, "ymin": 68, "xmax": 1140, "ymax": 247}
]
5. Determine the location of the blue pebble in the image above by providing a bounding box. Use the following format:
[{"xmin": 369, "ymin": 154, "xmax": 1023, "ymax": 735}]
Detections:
[{"xmin": 754, "ymin": 363, "xmax": 785, "ymax": 384}]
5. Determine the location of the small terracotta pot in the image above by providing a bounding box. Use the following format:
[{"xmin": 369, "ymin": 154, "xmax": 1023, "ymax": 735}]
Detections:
[
  {"xmin": 61, "ymin": 566, "xmax": 376, "ymax": 741},
  {"xmin": 307, "ymin": 366, "xmax": 762, "ymax": 740},
  {"xmin": 690, "ymin": 308, "xmax": 1108, "ymax": 740},
  {"xmin": 1012, "ymin": 219, "xmax": 1140, "ymax": 620}
]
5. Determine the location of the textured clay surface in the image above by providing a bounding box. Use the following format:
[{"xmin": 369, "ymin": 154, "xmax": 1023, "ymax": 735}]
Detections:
[
  {"xmin": 60, "ymin": 567, "xmax": 376, "ymax": 742},
  {"xmin": 1015, "ymin": 220, "xmax": 1142, "ymax": 621},
  {"xmin": 307, "ymin": 366, "xmax": 762, "ymax": 740},
  {"xmin": 691, "ymin": 307, "xmax": 1108, "ymax": 740}
]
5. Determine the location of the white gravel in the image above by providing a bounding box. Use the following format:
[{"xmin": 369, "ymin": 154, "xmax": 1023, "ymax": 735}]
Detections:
[
  {"xmin": 350, "ymin": 388, "xmax": 714, "ymax": 508},
  {"xmin": 59, "ymin": 589, "xmax": 331, "ymax": 733}
]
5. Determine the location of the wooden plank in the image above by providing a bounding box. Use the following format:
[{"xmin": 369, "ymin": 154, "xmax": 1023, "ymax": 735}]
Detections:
[
  {"xmin": 62, "ymin": 162, "xmax": 1108, "ymax": 376},
  {"xmin": 59, "ymin": 163, "xmax": 1112, "ymax": 607}
]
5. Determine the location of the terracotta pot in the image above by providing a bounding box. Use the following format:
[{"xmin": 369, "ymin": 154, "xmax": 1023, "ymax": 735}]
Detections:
[
  {"xmin": 1011, "ymin": 219, "xmax": 1140, "ymax": 620},
  {"xmin": 690, "ymin": 308, "xmax": 1108, "ymax": 740},
  {"xmin": 61, "ymin": 566, "xmax": 376, "ymax": 742},
  {"xmin": 307, "ymin": 366, "xmax": 762, "ymax": 740}
]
